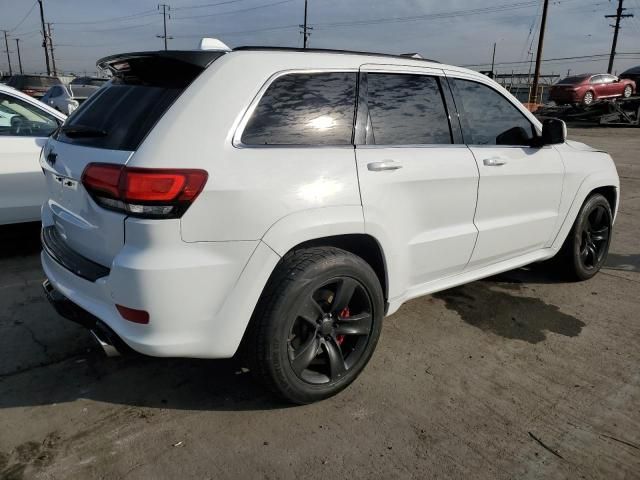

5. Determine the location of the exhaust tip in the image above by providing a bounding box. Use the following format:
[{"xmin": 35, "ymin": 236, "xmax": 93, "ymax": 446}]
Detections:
[{"xmin": 89, "ymin": 328, "xmax": 121, "ymax": 357}]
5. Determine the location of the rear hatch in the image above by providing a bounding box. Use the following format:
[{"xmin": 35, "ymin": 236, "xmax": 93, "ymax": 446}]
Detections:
[{"xmin": 42, "ymin": 50, "xmax": 225, "ymax": 268}]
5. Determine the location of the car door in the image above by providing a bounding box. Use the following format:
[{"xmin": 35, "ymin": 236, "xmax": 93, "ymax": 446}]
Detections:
[
  {"xmin": 589, "ymin": 75, "xmax": 606, "ymax": 98},
  {"xmin": 603, "ymin": 74, "xmax": 622, "ymax": 97},
  {"xmin": 448, "ymin": 76, "xmax": 564, "ymax": 269},
  {"xmin": 355, "ymin": 65, "xmax": 479, "ymax": 298},
  {"xmin": 0, "ymin": 92, "xmax": 60, "ymax": 225}
]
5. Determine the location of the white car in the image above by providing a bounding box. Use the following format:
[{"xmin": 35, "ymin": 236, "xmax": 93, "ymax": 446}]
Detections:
[
  {"xmin": 41, "ymin": 83, "xmax": 102, "ymax": 115},
  {"xmin": 41, "ymin": 46, "xmax": 619, "ymax": 404},
  {"xmin": 0, "ymin": 84, "xmax": 66, "ymax": 225}
]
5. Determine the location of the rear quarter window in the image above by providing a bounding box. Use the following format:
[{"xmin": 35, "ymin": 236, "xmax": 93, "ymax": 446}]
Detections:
[{"xmin": 241, "ymin": 72, "xmax": 357, "ymax": 146}]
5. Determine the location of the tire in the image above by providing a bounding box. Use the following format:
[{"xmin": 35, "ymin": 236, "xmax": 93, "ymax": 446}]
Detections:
[
  {"xmin": 245, "ymin": 247, "xmax": 384, "ymax": 404},
  {"xmin": 557, "ymin": 193, "xmax": 613, "ymax": 281},
  {"xmin": 583, "ymin": 90, "xmax": 595, "ymax": 106},
  {"xmin": 623, "ymin": 85, "xmax": 633, "ymax": 98}
]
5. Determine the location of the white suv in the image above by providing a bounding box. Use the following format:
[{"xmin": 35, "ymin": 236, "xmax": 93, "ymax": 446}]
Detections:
[{"xmin": 41, "ymin": 46, "xmax": 619, "ymax": 403}]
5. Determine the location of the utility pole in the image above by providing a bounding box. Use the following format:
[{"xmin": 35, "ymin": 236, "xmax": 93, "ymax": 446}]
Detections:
[
  {"xmin": 15, "ymin": 38, "xmax": 23, "ymax": 74},
  {"xmin": 2, "ymin": 31, "xmax": 11, "ymax": 76},
  {"xmin": 37, "ymin": 0, "xmax": 51, "ymax": 75},
  {"xmin": 300, "ymin": 0, "xmax": 311, "ymax": 49},
  {"xmin": 157, "ymin": 4, "xmax": 172, "ymax": 50},
  {"xmin": 605, "ymin": 0, "xmax": 633, "ymax": 73},
  {"xmin": 530, "ymin": 0, "xmax": 549, "ymax": 104},
  {"xmin": 46, "ymin": 23, "xmax": 57, "ymax": 75},
  {"xmin": 490, "ymin": 42, "xmax": 497, "ymax": 78}
]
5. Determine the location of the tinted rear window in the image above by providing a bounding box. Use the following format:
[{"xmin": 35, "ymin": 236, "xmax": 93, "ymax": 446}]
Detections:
[
  {"xmin": 241, "ymin": 72, "xmax": 357, "ymax": 146},
  {"xmin": 56, "ymin": 82, "xmax": 181, "ymax": 151},
  {"xmin": 365, "ymin": 73, "xmax": 451, "ymax": 145},
  {"xmin": 55, "ymin": 52, "xmax": 224, "ymax": 151},
  {"xmin": 557, "ymin": 75, "xmax": 589, "ymax": 85}
]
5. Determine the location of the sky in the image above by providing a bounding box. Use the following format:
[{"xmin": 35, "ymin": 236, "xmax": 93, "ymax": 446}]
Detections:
[{"xmin": 1, "ymin": 0, "xmax": 639, "ymax": 77}]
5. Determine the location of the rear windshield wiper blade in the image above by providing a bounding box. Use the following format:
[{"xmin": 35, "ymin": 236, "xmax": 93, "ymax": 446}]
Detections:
[{"xmin": 61, "ymin": 124, "xmax": 108, "ymax": 138}]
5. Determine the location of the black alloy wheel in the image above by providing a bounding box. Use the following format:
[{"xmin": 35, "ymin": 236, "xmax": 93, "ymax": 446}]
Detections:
[
  {"xmin": 557, "ymin": 193, "xmax": 613, "ymax": 280},
  {"xmin": 245, "ymin": 247, "xmax": 384, "ymax": 404},
  {"xmin": 578, "ymin": 204, "xmax": 610, "ymax": 271},
  {"xmin": 288, "ymin": 277, "xmax": 373, "ymax": 385}
]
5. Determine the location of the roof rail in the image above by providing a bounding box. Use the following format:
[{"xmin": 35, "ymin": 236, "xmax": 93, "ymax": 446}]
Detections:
[{"xmin": 233, "ymin": 46, "xmax": 439, "ymax": 63}]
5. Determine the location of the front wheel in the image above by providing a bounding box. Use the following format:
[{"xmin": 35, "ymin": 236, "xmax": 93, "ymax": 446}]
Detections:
[
  {"xmin": 245, "ymin": 247, "xmax": 384, "ymax": 404},
  {"xmin": 557, "ymin": 193, "xmax": 613, "ymax": 280},
  {"xmin": 623, "ymin": 85, "xmax": 633, "ymax": 98}
]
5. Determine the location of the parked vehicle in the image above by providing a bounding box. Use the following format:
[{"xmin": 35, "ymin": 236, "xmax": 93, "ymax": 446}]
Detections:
[
  {"xmin": 6, "ymin": 75, "xmax": 63, "ymax": 99},
  {"xmin": 41, "ymin": 46, "xmax": 619, "ymax": 404},
  {"xmin": 41, "ymin": 84, "xmax": 101, "ymax": 115},
  {"xmin": 70, "ymin": 76, "xmax": 109, "ymax": 87},
  {"xmin": 619, "ymin": 65, "xmax": 640, "ymax": 88},
  {"xmin": 549, "ymin": 73, "xmax": 635, "ymax": 105},
  {"xmin": 0, "ymin": 84, "xmax": 65, "ymax": 225}
]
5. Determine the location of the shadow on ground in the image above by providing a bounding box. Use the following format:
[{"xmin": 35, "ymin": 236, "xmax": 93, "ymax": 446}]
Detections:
[
  {"xmin": 0, "ymin": 222, "xmax": 41, "ymax": 259},
  {"xmin": 0, "ymin": 347, "xmax": 292, "ymax": 412},
  {"xmin": 604, "ymin": 253, "xmax": 640, "ymax": 272},
  {"xmin": 435, "ymin": 262, "xmax": 586, "ymax": 343}
]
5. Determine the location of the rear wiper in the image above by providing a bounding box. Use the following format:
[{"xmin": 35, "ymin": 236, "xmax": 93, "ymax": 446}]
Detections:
[{"xmin": 61, "ymin": 124, "xmax": 107, "ymax": 138}]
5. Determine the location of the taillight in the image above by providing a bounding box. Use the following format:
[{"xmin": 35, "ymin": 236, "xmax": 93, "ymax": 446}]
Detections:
[{"xmin": 81, "ymin": 163, "xmax": 208, "ymax": 219}]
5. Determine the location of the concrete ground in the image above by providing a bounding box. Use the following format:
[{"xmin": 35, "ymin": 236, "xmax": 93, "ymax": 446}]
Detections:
[{"xmin": 0, "ymin": 127, "xmax": 638, "ymax": 480}]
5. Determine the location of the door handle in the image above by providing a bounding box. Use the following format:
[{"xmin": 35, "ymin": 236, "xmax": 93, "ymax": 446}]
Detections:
[
  {"xmin": 367, "ymin": 160, "xmax": 403, "ymax": 172},
  {"xmin": 483, "ymin": 156, "xmax": 508, "ymax": 166}
]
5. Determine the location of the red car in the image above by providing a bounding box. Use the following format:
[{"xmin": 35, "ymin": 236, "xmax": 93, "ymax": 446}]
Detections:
[{"xmin": 549, "ymin": 73, "xmax": 635, "ymax": 106}]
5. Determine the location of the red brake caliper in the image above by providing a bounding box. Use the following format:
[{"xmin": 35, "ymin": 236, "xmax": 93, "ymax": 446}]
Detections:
[{"xmin": 337, "ymin": 307, "xmax": 349, "ymax": 345}]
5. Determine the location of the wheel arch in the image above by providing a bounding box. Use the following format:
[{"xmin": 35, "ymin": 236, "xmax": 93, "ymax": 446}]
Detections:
[
  {"xmin": 292, "ymin": 234, "xmax": 389, "ymax": 303},
  {"xmin": 590, "ymin": 185, "xmax": 617, "ymax": 215},
  {"xmin": 551, "ymin": 174, "xmax": 619, "ymax": 252}
]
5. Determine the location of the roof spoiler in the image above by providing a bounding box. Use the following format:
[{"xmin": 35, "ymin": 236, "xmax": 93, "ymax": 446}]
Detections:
[
  {"xmin": 96, "ymin": 50, "xmax": 225, "ymax": 75},
  {"xmin": 96, "ymin": 50, "xmax": 227, "ymax": 86}
]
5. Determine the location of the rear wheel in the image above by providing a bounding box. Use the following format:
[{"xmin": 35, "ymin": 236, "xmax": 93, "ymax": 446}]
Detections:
[
  {"xmin": 557, "ymin": 194, "xmax": 612, "ymax": 280},
  {"xmin": 623, "ymin": 85, "xmax": 633, "ymax": 98},
  {"xmin": 245, "ymin": 247, "xmax": 384, "ymax": 404},
  {"xmin": 583, "ymin": 90, "xmax": 595, "ymax": 105}
]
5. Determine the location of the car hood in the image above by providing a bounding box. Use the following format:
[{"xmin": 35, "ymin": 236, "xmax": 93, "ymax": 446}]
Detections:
[{"xmin": 565, "ymin": 139, "xmax": 604, "ymax": 153}]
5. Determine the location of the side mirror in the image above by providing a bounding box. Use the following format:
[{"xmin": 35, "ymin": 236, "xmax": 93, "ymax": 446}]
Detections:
[{"xmin": 540, "ymin": 118, "xmax": 566, "ymax": 145}]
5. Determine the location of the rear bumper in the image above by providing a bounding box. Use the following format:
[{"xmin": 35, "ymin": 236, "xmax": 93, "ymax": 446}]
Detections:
[
  {"xmin": 40, "ymin": 219, "xmax": 271, "ymax": 358},
  {"xmin": 42, "ymin": 279, "xmax": 127, "ymax": 356}
]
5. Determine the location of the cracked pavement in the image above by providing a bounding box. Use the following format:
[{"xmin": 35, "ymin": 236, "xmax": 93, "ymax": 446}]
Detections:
[{"xmin": 0, "ymin": 127, "xmax": 638, "ymax": 479}]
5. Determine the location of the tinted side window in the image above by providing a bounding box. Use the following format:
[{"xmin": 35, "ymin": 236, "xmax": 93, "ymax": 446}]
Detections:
[
  {"xmin": 366, "ymin": 73, "xmax": 451, "ymax": 145},
  {"xmin": 241, "ymin": 72, "xmax": 356, "ymax": 146},
  {"xmin": 453, "ymin": 79, "xmax": 534, "ymax": 146}
]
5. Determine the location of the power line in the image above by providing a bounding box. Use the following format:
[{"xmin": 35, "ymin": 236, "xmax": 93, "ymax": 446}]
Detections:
[
  {"xmin": 530, "ymin": 0, "xmax": 550, "ymax": 104},
  {"xmin": 37, "ymin": 0, "xmax": 51, "ymax": 75},
  {"xmin": 172, "ymin": 0, "xmax": 293, "ymax": 21},
  {"xmin": 157, "ymin": 4, "xmax": 172, "ymax": 50},
  {"xmin": 463, "ymin": 52, "xmax": 640, "ymax": 68},
  {"xmin": 15, "ymin": 38, "xmax": 23, "ymax": 74},
  {"xmin": 2, "ymin": 31, "xmax": 12, "ymax": 76},
  {"xmin": 173, "ymin": 23, "xmax": 298, "ymax": 38},
  {"xmin": 7, "ymin": 1, "xmax": 38, "ymax": 32},
  {"xmin": 51, "ymin": 9, "xmax": 157, "ymax": 25},
  {"xmin": 301, "ymin": 0, "xmax": 311, "ymax": 49},
  {"xmin": 606, "ymin": 0, "xmax": 634, "ymax": 73},
  {"xmin": 172, "ymin": 0, "xmax": 247, "ymax": 11},
  {"xmin": 47, "ymin": 22, "xmax": 57, "ymax": 75}
]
